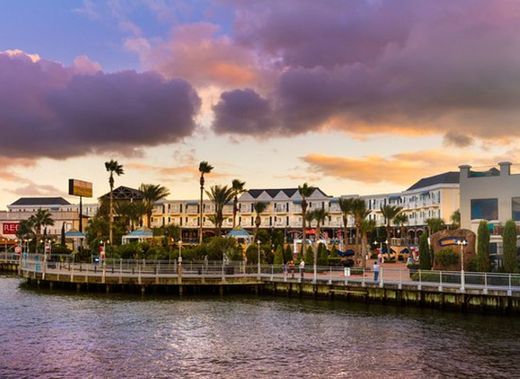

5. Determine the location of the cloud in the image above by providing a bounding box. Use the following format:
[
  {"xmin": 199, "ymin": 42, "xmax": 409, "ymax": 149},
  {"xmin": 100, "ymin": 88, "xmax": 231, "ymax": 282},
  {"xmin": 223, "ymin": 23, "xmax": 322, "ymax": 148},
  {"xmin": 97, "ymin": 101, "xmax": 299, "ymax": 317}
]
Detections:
[
  {"xmin": 443, "ymin": 132, "xmax": 475, "ymax": 147},
  {"xmin": 6, "ymin": 183, "xmax": 64, "ymax": 197},
  {"xmin": 210, "ymin": 1, "xmax": 520, "ymax": 141},
  {"xmin": 301, "ymin": 149, "xmax": 483, "ymax": 185},
  {"xmin": 0, "ymin": 50, "xmax": 201, "ymax": 159},
  {"xmin": 0, "ymin": 158, "xmax": 37, "ymax": 183},
  {"xmin": 128, "ymin": 22, "xmax": 262, "ymax": 88}
]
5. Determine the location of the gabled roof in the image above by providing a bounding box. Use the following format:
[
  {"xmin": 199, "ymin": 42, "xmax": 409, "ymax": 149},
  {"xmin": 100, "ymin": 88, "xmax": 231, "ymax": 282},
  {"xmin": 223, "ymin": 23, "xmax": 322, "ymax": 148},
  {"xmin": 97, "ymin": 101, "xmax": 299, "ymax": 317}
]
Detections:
[
  {"xmin": 10, "ymin": 197, "xmax": 71, "ymax": 206},
  {"xmin": 246, "ymin": 188, "xmax": 326, "ymax": 199},
  {"xmin": 407, "ymin": 172, "xmax": 459, "ymax": 191},
  {"xmin": 100, "ymin": 186, "xmax": 144, "ymax": 201}
]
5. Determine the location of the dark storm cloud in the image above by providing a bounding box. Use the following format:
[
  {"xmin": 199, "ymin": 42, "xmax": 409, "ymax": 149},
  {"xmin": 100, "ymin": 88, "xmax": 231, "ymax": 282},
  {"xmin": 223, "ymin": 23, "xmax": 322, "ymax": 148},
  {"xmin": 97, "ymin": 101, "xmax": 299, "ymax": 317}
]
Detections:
[
  {"xmin": 0, "ymin": 51, "xmax": 201, "ymax": 159},
  {"xmin": 212, "ymin": 0, "xmax": 520, "ymax": 141}
]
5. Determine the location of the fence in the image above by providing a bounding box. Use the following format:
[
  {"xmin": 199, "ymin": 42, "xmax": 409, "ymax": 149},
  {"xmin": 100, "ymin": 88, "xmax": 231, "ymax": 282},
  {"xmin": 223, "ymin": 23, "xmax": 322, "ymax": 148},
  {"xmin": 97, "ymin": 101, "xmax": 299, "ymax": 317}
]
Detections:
[{"xmin": 11, "ymin": 254, "xmax": 520, "ymax": 295}]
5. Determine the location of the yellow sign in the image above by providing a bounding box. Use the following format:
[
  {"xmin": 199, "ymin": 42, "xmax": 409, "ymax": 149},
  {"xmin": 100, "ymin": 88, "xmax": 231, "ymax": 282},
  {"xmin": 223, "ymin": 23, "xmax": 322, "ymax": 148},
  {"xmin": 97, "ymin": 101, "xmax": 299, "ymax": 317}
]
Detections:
[{"xmin": 68, "ymin": 179, "xmax": 93, "ymax": 198}]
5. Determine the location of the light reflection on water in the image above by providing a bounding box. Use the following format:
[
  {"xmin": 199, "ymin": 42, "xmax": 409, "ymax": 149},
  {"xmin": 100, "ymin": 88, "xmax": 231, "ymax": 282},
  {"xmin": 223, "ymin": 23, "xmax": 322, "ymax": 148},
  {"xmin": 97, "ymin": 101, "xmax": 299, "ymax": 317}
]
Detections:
[{"xmin": 0, "ymin": 277, "xmax": 519, "ymax": 378}]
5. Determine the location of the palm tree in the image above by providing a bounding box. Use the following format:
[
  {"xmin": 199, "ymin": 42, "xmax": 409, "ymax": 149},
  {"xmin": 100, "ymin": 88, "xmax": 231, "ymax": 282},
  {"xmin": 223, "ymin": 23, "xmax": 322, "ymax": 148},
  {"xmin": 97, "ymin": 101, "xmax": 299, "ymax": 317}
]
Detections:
[
  {"xmin": 351, "ymin": 198, "xmax": 370, "ymax": 265},
  {"xmin": 338, "ymin": 198, "xmax": 354, "ymax": 248},
  {"xmin": 393, "ymin": 213, "xmax": 409, "ymax": 242},
  {"xmin": 298, "ymin": 183, "xmax": 314, "ymax": 256},
  {"xmin": 426, "ymin": 217, "xmax": 445, "ymax": 235},
  {"xmin": 360, "ymin": 219, "xmax": 376, "ymax": 268},
  {"xmin": 105, "ymin": 160, "xmax": 124, "ymax": 245},
  {"xmin": 380, "ymin": 205, "xmax": 403, "ymax": 244},
  {"xmin": 29, "ymin": 209, "xmax": 54, "ymax": 253},
  {"xmin": 139, "ymin": 184, "xmax": 170, "ymax": 228},
  {"xmin": 231, "ymin": 179, "xmax": 246, "ymax": 228},
  {"xmin": 205, "ymin": 185, "xmax": 234, "ymax": 237},
  {"xmin": 253, "ymin": 202, "xmax": 268, "ymax": 242},
  {"xmin": 309, "ymin": 208, "xmax": 330, "ymax": 275},
  {"xmin": 115, "ymin": 201, "xmax": 146, "ymax": 232},
  {"xmin": 198, "ymin": 161, "xmax": 214, "ymax": 243},
  {"xmin": 450, "ymin": 210, "xmax": 461, "ymax": 229}
]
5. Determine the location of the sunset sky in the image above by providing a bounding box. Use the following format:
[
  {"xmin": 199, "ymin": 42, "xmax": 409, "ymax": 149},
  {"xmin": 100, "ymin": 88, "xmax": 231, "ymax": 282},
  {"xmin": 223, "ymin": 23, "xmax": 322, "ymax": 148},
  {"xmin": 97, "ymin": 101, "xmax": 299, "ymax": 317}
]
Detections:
[{"xmin": 1, "ymin": 0, "xmax": 520, "ymax": 208}]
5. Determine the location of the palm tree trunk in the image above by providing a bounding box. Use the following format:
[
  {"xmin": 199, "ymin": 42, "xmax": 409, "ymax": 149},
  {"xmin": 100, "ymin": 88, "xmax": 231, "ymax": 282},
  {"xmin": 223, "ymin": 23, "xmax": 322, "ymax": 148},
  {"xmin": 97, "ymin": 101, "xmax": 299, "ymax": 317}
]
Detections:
[
  {"xmin": 233, "ymin": 197, "xmax": 237, "ymax": 229},
  {"xmin": 301, "ymin": 210, "xmax": 306, "ymax": 258},
  {"xmin": 361, "ymin": 231, "xmax": 368, "ymax": 269},
  {"xmin": 199, "ymin": 181, "xmax": 203, "ymax": 244},
  {"xmin": 109, "ymin": 185, "xmax": 113, "ymax": 244}
]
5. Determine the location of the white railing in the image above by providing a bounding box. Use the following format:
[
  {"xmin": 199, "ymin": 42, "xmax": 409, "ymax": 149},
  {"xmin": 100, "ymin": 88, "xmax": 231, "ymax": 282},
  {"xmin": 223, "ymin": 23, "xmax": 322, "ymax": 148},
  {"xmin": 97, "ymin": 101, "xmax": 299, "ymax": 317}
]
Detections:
[{"xmin": 16, "ymin": 255, "xmax": 520, "ymax": 296}]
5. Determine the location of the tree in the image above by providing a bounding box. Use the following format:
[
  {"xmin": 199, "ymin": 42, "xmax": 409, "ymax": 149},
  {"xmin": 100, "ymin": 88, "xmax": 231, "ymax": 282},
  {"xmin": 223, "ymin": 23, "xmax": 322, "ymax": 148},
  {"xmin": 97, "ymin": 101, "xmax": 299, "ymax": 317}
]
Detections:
[
  {"xmin": 380, "ymin": 205, "xmax": 403, "ymax": 244},
  {"xmin": 426, "ymin": 218, "xmax": 445, "ymax": 235},
  {"xmin": 393, "ymin": 213, "xmax": 408, "ymax": 240},
  {"xmin": 274, "ymin": 245, "xmax": 284, "ymax": 265},
  {"xmin": 284, "ymin": 245, "xmax": 293, "ymax": 263},
  {"xmin": 477, "ymin": 220, "xmax": 491, "ymax": 272},
  {"xmin": 29, "ymin": 209, "xmax": 54, "ymax": 253},
  {"xmin": 338, "ymin": 198, "xmax": 354, "ymax": 247},
  {"xmin": 419, "ymin": 233, "xmax": 431, "ymax": 269},
  {"xmin": 198, "ymin": 161, "xmax": 214, "ymax": 244},
  {"xmin": 139, "ymin": 184, "xmax": 170, "ymax": 228},
  {"xmin": 105, "ymin": 160, "xmax": 124, "ymax": 245},
  {"xmin": 61, "ymin": 223, "xmax": 66, "ymax": 247},
  {"xmin": 308, "ymin": 208, "xmax": 330, "ymax": 272},
  {"xmin": 304, "ymin": 245, "xmax": 313, "ymax": 265},
  {"xmin": 451, "ymin": 210, "xmax": 461, "ymax": 229},
  {"xmin": 360, "ymin": 219, "xmax": 376, "ymax": 268},
  {"xmin": 231, "ymin": 179, "xmax": 246, "ymax": 228},
  {"xmin": 253, "ymin": 202, "xmax": 268, "ymax": 242},
  {"xmin": 205, "ymin": 185, "xmax": 234, "ymax": 237},
  {"xmin": 317, "ymin": 243, "xmax": 328, "ymax": 266},
  {"xmin": 502, "ymin": 220, "xmax": 518, "ymax": 273},
  {"xmin": 115, "ymin": 201, "xmax": 146, "ymax": 232},
  {"xmin": 351, "ymin": 198, "xmax": 370, "ymax": 265},
  {"xmin": 298, "ymin": 183, "xmax": 314, "ymax": 260}
]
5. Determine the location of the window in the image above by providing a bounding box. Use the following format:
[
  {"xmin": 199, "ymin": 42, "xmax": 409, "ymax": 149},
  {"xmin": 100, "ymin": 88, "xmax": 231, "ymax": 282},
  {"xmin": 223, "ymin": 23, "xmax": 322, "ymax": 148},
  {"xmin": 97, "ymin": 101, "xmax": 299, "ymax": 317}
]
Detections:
[
  {"xmin": 471, "ymin": 198, "xmax": 498, "ymax": 220},
  {"xmin": 513, "ymin": 197, "xmax": 520, "ymax": 221}
]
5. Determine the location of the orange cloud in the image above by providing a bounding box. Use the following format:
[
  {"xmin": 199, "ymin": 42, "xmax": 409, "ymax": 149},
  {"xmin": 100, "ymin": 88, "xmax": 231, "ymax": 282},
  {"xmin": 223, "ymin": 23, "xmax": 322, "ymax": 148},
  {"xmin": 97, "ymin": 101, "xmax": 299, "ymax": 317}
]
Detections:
[
  {"xmin": 0, "ymin": 158, "xmax": 36, "ymax": 183},
  {"xmin": 302, "ymin": 150, "xmax": 486, "ymax": 185}
]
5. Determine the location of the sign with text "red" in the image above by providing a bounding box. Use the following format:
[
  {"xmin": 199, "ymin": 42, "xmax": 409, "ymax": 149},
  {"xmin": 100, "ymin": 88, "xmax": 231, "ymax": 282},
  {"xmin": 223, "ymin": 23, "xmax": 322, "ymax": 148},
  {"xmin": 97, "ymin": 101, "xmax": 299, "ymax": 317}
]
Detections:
[{"xmin": 2, "ymin": 223, "xmax": 20, "ymax": 235}]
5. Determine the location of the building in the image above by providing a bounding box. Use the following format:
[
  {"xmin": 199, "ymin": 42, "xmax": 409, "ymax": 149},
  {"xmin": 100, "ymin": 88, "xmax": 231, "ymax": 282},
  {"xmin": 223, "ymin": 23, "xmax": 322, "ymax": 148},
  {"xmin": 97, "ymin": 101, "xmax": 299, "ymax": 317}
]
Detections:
[
  {"xmin": 151, "ymin": 173, "xmax": 460, "ymax": 244},
  {"xmin": 459, "ymin": 162, "xmax": 520, "ymax": 266},
  {"xmin": 363, "ymin": 171, "xmax": 460, "ymax": 243},
  {"xmin": 0, "ymin": 197, "xmax": 81, "ymax": 239}
]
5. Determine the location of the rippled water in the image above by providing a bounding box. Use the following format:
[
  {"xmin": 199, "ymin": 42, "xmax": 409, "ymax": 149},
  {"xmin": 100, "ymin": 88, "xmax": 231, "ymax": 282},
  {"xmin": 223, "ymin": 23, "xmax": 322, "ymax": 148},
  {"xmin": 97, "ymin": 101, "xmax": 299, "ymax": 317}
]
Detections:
[{"xmin": 1, "ymin": 277, "xmax": 519, "ymax": 378}]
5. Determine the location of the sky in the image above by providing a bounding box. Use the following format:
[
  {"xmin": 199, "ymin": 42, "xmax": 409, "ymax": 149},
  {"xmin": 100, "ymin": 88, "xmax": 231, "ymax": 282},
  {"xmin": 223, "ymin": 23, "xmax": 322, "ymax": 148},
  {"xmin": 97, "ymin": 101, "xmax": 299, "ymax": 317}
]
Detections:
[{"xmin": 1, "ymin": 0, "xmax": 520, "ymax": 208}]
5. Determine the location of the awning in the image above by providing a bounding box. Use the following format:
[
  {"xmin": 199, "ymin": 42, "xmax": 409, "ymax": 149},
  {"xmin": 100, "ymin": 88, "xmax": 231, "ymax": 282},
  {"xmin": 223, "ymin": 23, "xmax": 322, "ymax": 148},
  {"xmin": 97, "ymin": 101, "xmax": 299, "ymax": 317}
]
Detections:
[{"xmin": 65, "ymin": 230, "xmax": 85, "ymax": 239}]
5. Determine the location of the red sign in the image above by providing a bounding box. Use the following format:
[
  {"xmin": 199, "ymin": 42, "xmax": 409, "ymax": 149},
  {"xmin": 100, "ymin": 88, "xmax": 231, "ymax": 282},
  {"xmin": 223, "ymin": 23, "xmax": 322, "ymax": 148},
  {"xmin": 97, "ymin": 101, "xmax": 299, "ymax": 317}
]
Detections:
[{"xmin": 2, "ymin": 223, "xmax": 20, "ymax": 235}]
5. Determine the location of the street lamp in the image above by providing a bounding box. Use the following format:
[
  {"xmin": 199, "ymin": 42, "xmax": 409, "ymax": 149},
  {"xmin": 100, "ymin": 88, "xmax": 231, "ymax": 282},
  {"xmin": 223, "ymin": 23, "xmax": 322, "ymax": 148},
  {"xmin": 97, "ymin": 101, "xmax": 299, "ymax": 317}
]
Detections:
[
  {"xmin": 257, "ymin": 240, "xmax": 261, "ymax": 276},
  {"xmin": 457, "ymin": 239, "xmax": 468, "ymax": 292}
]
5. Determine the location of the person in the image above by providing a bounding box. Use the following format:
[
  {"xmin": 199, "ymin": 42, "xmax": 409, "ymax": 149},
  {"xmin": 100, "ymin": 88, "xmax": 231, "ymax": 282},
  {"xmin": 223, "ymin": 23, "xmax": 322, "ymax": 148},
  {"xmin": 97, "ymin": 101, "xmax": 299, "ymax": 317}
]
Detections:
[
  {"xmin": 406, "ymin": 255, "xmax": 414, "ymax": 268},
  {"xmin": 299, "ymin": 259, "xmax": 305, "ymax": 280},
  {"xmin": 373, "ymin": 260, "xmax": 380, "ymax": 283}
]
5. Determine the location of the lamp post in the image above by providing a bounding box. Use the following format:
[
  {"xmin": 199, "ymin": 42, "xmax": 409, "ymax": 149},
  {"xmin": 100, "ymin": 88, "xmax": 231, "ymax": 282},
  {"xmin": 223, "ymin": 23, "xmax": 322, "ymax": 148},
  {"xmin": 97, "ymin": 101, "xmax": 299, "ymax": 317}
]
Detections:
[
  {"xmin": 257, "ymin": 240, "xmax": 261, "ymax": 277},
  {"xmin": 457, "ymin": 239, "xmax": 468, "ymax": 292}
]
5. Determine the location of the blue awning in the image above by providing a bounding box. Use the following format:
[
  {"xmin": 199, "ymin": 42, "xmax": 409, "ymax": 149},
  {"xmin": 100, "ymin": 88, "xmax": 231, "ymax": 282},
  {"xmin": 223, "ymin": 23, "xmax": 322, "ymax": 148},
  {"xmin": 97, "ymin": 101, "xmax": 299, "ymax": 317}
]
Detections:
[
  {"xmin": 65, "ymin": 230, "xmax": 85, "ymax": 238},
  {"xmin": 126, "ymin": 228, "xmax": 153, "ymax": 237}
]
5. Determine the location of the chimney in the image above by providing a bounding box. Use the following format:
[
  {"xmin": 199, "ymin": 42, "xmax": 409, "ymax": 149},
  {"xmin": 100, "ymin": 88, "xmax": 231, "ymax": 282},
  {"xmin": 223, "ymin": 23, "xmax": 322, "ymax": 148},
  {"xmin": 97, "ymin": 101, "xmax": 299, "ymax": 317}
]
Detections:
[
  {"xmin": 459, "ymin": 164, "xmax": 472, "ymax": 178},
  {"xmin": 499, "ymin": 162, "xmax": 512, "ymax": 176}
]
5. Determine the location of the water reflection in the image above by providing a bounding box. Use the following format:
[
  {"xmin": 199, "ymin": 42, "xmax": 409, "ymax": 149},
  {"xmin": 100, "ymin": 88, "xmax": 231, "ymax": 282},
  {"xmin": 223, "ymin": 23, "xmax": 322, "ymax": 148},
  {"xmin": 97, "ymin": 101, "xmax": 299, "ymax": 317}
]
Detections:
[{"xmin": 0, "ymin": 277, "xmax": 519, "ymax": 378}]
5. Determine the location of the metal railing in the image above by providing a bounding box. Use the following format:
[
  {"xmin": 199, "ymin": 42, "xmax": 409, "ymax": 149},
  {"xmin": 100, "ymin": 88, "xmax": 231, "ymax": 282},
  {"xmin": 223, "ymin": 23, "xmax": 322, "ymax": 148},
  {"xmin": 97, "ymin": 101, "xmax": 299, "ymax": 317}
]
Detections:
[{"xmin": 15, "ymin": 255, "xmax": 520, "ymax": 296}]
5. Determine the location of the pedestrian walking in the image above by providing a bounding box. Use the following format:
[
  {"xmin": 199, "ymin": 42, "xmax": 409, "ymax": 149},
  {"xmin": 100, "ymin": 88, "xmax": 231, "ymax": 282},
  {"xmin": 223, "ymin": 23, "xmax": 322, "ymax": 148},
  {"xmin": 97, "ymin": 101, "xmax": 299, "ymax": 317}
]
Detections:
[
  {"xmin": 373, "ymin": 260, "xmax": 380, "ymax": 283},
  {"xmin": 289, "ymin": 260, "xmax": 295, "ymax": 278},
  {"xmin": 299, "ymin": 260, "xmax": 305, "ymax": 280}
]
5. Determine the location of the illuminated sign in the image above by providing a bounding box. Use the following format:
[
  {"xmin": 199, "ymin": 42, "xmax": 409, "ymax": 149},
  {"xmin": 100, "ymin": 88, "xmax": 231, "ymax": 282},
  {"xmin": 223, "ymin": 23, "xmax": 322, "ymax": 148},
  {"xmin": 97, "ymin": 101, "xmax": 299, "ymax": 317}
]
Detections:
[
  {"xmin": 68, "ymin": 179, "xmax": 93, "ymax": 198},
  {"xmin": 439, "ymin": 237, "xmax": 464, "ymax": 247},
  {"xmin": 2, "ymin": 223, "xmax": 20, "ymax": 235}
]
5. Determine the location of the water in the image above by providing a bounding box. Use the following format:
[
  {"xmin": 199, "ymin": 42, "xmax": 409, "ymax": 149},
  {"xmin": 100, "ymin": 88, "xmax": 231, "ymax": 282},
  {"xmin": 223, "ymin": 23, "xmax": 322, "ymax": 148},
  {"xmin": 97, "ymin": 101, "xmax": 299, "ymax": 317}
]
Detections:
[{"xmin": 1, "ymin": 277, "xmax": 519, "ymax": 378}]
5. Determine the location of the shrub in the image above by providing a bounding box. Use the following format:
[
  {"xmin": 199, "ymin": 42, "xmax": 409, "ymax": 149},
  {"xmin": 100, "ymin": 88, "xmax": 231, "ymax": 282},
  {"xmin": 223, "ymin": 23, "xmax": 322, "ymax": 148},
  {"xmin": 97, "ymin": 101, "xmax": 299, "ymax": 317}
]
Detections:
[
  {"xmin": 284, "ymin": 245, "xmax": 293, "ymax": 263},
  {"xmin": 477, "ymin": 220, "xmax": 491, "ymax": 272},
  {"xmin": 419, "ymin": 233, "xmax": 431, "ymax": 270},
  {"xmin": 435, "ymin": 248, "xmax": 459, "ymax": 269},
  {"xmin": 304, "ymin": 246, "xmax": 314, "ymax": 265},
  {"xmin": 503, "ymin": 220, "xmax": 518, "ymax": 273},
  {"xmin": 273, "ymin": 245, "xmax": 284, "ymax": 265},
  {"xmin": 317, "ymin": 243, "xmax": 328, "ymax": 266}
]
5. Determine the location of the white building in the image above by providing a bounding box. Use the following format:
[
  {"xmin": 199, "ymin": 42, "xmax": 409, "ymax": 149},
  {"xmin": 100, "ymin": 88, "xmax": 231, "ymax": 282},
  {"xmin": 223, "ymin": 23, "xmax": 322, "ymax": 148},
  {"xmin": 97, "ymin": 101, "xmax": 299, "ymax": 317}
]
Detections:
[
  {"xmin": 0, "ymin": 197, "xmax": 81, "ymax": 239},
  {"xmin": 459, "ymin": 162, "xmax": 520, "ymax": 265}
]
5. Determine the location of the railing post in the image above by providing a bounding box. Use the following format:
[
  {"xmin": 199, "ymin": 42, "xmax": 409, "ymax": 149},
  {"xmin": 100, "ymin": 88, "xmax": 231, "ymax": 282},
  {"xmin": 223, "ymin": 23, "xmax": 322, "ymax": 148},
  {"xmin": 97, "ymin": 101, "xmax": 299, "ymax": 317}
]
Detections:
[
  {"xmin": 222, "ymin": 261, "xmax": 226, "ymax": 282},
  {"xmin": 418, "ymin": 269, "xmax": 422, "ymax": 290},
  {"xmin": 483, "ymin": 272, "xmax": 488, "ymax": 294},
  {"xmin": 270, "ymin": 265, "xmax": 274, "ymax": 281},
  {"xmin": 156, "ymin": 262, "xmax": 160, "ymax": 284},
  {"xmin": 508, "ymin": 273, "xmax": 512, "ymax": 296},
  {"xmin": 362, "ymin": 268, "xmax": 366, "ymax": 287},
  {"xmin": 398, "ymin": 268, "xmax": 402, "ymax": 290},
  {"xmin": 328, "ymin": 266, "xmax": 332, "ymax": 285},
  {"xmin": 438, "ymin": 271, "xmax": 443, "ymax": 292},
  {"xmin": 70, "ymin": 259, "xmax": 74, "ymax": 282},
  {"xmin": 138, "ymin": 261, "xmax": 141, "ymax": 284},
  {"xmin": 119, "ymin": 259, "xmax": 123, "ymax": 284}
]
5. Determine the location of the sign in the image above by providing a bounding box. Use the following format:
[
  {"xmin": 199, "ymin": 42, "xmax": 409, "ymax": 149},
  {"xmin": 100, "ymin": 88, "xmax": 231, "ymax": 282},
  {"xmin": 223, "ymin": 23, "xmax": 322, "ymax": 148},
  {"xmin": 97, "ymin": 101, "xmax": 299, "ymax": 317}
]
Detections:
[
  {"xmin": 68, "ymin": 179, "xmax": 93, "ymax": 198},
  {"xmin": 2, "ymin": 223, "xmax": 20, "ymax": 235},
  {"xmin": 438, "ymin": 237, "xmax": 465, "ymax": 247}
]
